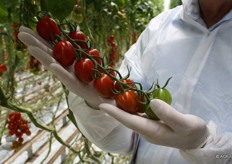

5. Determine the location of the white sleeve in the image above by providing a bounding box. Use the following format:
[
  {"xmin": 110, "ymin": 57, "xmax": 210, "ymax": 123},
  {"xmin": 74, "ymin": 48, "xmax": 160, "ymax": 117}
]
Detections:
[
  {"xmin": 180, "ymin": 121, "xmax": 232, "ymax": 164},
  {"xmin": 68, "ymin": 92, "xmax": 138, "ymax": 155}
]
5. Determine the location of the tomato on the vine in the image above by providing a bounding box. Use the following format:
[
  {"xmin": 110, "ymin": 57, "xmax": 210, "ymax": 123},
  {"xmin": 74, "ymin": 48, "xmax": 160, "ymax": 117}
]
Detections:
[
  {"xmin": 114, "ymin": 90, "xmax": 139, "ymax": 114},
  {"xmin": 69, "ymin": 31, "xmax": 87, "ymax": 49},
  {"xmin": 152, "ymin": 88, "xmax": 172, "ymax": 105},
  {"xmin": 53, "ymin": 40, "xmax": 76, "ymax": 67},
  {"xmin": 74, "ymin": 58, "xmax": 95, "ymax": 84},
  {"xmin": 25, "ymin": 130, "xmax": 31, "ymax": 136},
  {"xmin": 85, "ymin": 48, "xmax": 102, "ymax": 65},
  {"xmin": 136, "ymin": 94, "xmax": 148, "ymax": 113},
  {"xmin": 152, "ymin": 78, "xmax": 172, "ymax": 105},
  {"xmin": 114, "ymin": 78, "xmax": 135, "ymax": 92},
  {"xmin": 7, "ymin": 112, "xmax": 31, "ymax": 148},
  {"xmin": 36, "ymin": 16, "xmax": 60, "ymax": 41},
  {"xmin": 94, "ymin": 73, "xmax": 115, "ymax": 98},
  {"xmin": 0, "ymin": 64, "xmax": 7, "ymax": 72},
  {"xmin": 145, "ymin": 106, "xmax": 160, "ymax": 120},
  {"xmin": 107, "ymin": 35, "xmax": 115, "ymax": 44}
]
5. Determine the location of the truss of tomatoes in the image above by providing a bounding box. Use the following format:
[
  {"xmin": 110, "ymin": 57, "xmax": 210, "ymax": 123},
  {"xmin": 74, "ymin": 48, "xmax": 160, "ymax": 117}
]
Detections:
[{"xmin": 35, "ymin": 15, "xmax": 172, "ymax": 120}]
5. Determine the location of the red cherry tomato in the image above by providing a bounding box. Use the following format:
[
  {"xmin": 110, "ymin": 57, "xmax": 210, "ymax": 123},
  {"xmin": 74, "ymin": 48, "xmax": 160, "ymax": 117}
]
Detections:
[
  {"xmin": 74, "ymin": 58, "xmax": 95, "ymax": 84},
  {"xmin": 15, "ymin": 112, "xmax": 21, "ymax": 118},
  {"xmin": 85, "ymin": 48, "xmax": 102, "ymax": 65},
  {"xmin": 25, "ymin": 130, "xmax": 31, "ymax": 136},
  {"xmin": 0, "ymin": 64, "xmax": 7, "ymax": 72},
  {"xmin": 114, "ymin": 90, "xmax": 139, "ymax": 114},
  {"xmin": 69, "ymin": 31, "xmax": 87, "ymax": 49},
  {"xmin": 53, "ymin": 40, "xmax": 76, "ymax": 67},
  {"xmin": 107, "ymin": 35, "xmax": 115, "ymax": 43},
  {"xmin": 94, "ymin": 73, "xmax": 115, "ymax": 98},
  {"xmin": 20, "ymin": 124, "xmax": 28, "ymax": 131},
  {"xmin": 18, "ymin": 137, "xmax": 24, "ymax": 143},
  {"xmin": 114, "ymin": 78, "xmax": 135, "ymax": 92},
  {"xmin": 36, "ymin": 16, "xmax": 60, "ymax": 41},
  {"xmin": 136, "ymin": 94, "xmax": 147, "ymax": 113}
]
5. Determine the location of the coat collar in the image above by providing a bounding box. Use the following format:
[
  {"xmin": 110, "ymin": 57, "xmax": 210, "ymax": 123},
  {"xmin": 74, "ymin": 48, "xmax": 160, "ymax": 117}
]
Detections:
[
  {"xmin": 181, "ymin": 0, "xmax": 232, "ymax": 31},
  {"xmin": 182, "ymin": 0, "xmax": 201, "ymax": 21}
]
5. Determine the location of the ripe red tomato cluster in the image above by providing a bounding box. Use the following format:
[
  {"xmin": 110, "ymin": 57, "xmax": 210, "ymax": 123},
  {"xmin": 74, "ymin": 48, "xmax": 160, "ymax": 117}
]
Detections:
[
  {"xmin": 35, "ymin": 16, "xmax": 149, "ymax": 114},
  {"xmin": 28, "ymin": 55, "xmax": 41, "ymax": 73},
  {"xmin": 107, "ymin": 35, "xmax": 119, "ymax": 67},
  {"xmin": 36, "ymin": 16, "xmax": 101, "ymax": 83},
  {"xmin": 35, "ymin": 16, "xmax": 172, "ymax": 118},
  {"xmin": 7, "ymin": 112, "xmax": 31, "ymax": 148}
]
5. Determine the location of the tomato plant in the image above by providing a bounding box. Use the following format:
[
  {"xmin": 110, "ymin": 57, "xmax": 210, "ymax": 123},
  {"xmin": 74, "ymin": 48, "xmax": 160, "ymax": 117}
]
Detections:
[
  {"xmin": 36, "ymin": 16, "xmax": 60, "ymax": 41},
  {"xmin": 74, "ymin": 58, "xmax": 95, "ymax": 84},
  {"xmin": 53, "ymin": 40, "xmax": 76, "ymax": 67},
  {"xmin": 7, "ymin": 112, "xmax": 31, "ymax": 148},
  {"xmin": 94, "ymin": 73, "xmax": 115, "ymax": 98},
  {"xmin": 114, "ymin": 90, "xmax": 139, "ymax": 114}
]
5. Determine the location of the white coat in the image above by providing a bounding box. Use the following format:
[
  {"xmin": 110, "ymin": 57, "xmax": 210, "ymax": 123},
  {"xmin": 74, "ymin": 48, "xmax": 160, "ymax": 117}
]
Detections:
[{"xmin": 68, "ymin": 0, "xmax": 232, "ymax": 163}]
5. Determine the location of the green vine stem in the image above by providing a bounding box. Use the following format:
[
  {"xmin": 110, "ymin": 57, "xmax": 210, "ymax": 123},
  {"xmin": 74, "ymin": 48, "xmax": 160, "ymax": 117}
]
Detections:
[
  {"xmin": 41, "ymin": 133, "xmax": 53, "ymax": 164},
  {"xmin": 0, "ymin": 86, "xmax": 81, "ymax": 153},
  {"xmin": 0, "ymin": 110, "xmax": 9, "ymax": 145},
  {"xmin": 41, "ymin": 89, "xmax": 61, "ymax": 163}
]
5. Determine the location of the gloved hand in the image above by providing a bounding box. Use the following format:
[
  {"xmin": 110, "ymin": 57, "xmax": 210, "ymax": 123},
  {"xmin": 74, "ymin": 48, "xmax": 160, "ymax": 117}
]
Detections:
[
  {"xmin": 99, "ymin": 99, "xmax": 209, "ymax": 150},
  {"xmin": 18, "ymin": 26, "xmax": 114, "ymax": 108},
  {"xmin": 180, "ymin": 121, "xmax": 232, "ymax": 164}
]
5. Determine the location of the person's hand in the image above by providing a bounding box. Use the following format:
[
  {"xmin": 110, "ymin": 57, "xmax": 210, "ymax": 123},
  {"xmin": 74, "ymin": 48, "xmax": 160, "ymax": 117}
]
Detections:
[
  {"xmin": 99, "ymin": 99, "xmax": 209, "ymax": 149},
  {"xmin": 18, "ymin": 26, "xmax": 114, "ymax": 108}
]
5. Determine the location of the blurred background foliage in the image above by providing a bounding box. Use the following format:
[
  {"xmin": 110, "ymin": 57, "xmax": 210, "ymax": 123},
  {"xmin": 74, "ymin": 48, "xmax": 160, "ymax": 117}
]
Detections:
[{"xmin": 0, "ymin": 0, "xmax": 182, "ymax": 67}]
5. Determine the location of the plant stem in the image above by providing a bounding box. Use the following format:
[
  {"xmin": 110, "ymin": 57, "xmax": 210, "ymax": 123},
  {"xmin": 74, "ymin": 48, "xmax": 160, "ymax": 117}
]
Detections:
[{"xmin": 0, "ymin": 86, "xmax": 81, "ymax": 153}]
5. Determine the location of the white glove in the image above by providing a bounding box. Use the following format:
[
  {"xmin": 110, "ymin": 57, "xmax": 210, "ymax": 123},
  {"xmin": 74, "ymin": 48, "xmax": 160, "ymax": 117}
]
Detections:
[
  {"xmin": 18, "ymin": 26, "xmax": 114, "ymax": 108},
  {"xmin": 99, "ymin": 99, "xmax": 209, "ymax": 150},
  {"xmin": 181, "ymin": 121, "xmax": 232, "ymax": 164}
]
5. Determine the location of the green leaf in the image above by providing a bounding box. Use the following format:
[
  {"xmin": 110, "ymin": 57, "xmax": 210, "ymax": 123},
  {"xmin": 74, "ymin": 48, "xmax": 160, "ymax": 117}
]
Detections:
[
  {"xmin": 43, "ymin": 0, "xmax": 76, "ymax": 21},
  {"xmin": 67, "ymin": 108, "xmax": 78, "ymax": 128},
  {"xmin": 2, "ymin": 0, "xmax": 18, "ymax": 9},
  {"xmin": 0, "ymin": 3, "xmax": 8, "ymax": 23},
  {"xmin": 169, "ymin": 0, "xmax": 182, "ymax": 9}
]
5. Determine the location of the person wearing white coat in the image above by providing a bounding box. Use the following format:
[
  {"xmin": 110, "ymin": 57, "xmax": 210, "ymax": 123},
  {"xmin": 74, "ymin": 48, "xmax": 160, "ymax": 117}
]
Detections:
[{"xmin": 18, "ymin": 0, "xmax": 232, "ymax": 163}]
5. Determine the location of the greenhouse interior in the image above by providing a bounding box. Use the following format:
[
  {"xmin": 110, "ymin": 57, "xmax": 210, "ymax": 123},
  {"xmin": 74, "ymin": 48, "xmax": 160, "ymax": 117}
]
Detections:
[{"xmin": 4, "ymin": 0, "xmax": 226, "ymax": 164}]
